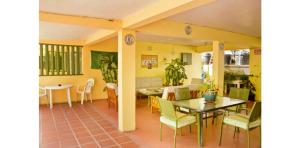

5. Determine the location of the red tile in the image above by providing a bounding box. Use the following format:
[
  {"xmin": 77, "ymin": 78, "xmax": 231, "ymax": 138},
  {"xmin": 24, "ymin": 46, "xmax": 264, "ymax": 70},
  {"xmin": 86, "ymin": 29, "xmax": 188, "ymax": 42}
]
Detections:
[
  {"xmin": 99, "ymin": 139, "xmax": 116, "ymax": 147},
  {"xmin": 109, "ymin": 131, "xmax": 123, "ymax": 137},
  {"xmin": 77, "ymin": 136, "xmax": 94, "ymax": 145},
  {"xmin": 75, "ymin": 131, "xmax": 91, "ymax": 138},
  {"xmin": 120, "ymin": 142, "xmax": 139, "ymax": 148},
  {"xmin": 90, "ymin": 129, "xmax": 104, "ymax": 135},
  {"xmin": 42, "ymin": 142, "xmax": 60, "ymax": 148},
  {"xmin": 81, "ymin": 142, "xmax": 99, "ymax": 148},
  {"xmin": 61, "ymin": 138, "xmax": 78, "ymax": 147},
  {"xmin": 114, "ymin": 136, "xmax": 132, "ymax": 144},
  {"xmin": 94, "ymin": 134, "xmax": 110, "ymax": 142}
]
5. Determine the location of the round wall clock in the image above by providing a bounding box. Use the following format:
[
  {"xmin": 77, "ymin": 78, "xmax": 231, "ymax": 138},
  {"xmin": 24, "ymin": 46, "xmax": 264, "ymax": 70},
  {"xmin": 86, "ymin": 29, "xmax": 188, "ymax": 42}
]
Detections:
[
  {"xmin": 124, "ymin": 34, "xmax": 135, "ymax": 45},
  {"xmin": 185, "ymin": 25, "xmax": 192, "ymax": 35}
]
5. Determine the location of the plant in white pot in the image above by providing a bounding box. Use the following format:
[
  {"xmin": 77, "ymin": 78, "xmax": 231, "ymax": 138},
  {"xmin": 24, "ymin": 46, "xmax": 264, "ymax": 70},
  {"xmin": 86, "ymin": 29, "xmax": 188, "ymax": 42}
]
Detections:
[{"xmin": 165, "ymin": 58, "xmax": 187, "ymax": 86}]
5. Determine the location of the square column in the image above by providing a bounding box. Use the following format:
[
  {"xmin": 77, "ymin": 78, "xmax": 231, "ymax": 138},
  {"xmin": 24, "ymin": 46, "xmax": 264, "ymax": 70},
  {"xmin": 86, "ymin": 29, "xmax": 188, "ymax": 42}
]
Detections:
[
  {"xmin": 118, "ymin": 29, "xmax": 136, "ymax": 131},
  {"xmin": 212, "ymin": 41, "xmax": 224, "ymax": 96}
]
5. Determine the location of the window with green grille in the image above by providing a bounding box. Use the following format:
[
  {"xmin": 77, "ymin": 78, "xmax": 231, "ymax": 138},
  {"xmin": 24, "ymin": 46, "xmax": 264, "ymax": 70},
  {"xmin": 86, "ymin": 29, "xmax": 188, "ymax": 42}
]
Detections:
[{"xmin": 39, "ymin": 43, "xmax": 83, "ymax": 76}]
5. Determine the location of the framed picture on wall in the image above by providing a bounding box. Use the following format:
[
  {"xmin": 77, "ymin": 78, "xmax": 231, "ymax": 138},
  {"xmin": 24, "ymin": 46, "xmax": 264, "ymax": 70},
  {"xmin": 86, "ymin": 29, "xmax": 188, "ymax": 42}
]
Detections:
[{"xmin": 141, "ymin": 55, "xmax": 158, "ymax": 69}]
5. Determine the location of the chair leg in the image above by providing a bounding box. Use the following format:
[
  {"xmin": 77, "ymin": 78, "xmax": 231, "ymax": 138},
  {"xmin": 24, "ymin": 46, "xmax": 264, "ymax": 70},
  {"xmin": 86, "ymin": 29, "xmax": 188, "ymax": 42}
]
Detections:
[
  {"xmin": 189, "ymin": 125, "xmax": 192, "ymax": 133},
  {"xmin": 259, "ymin": 126, "xmax": 261, "ymax": 147},
  {"xmin": 219, "ymin": 123, "xmax": 224, "ymax": 146},
  {"xmin": 233, "ymin": 126, "xmax": 237, "ymax": 137},
  {"xmin": 174, "ymin": 128, "xmax": 177, "ymax": 148},
  {"xmin": 89, "ymin": 93, "xmax": 92, "ymax": 103},
  {"xmin": 247, "ymin": 130, "xmax": 250, "ymax": 148},
  {"xmin": 160, "ymin": 123, "xmax": 162, "ymax": 141},
  {"xmin": 205, "ymin": 113, "xmax": 208, "ymax": 128},
  {"xmin": 80, "ymin": 93, "xmax": 84, "ymax": 105},
  {"xmin": 180, "ymin": 128, "xmax": 182, "ymax": 136}
]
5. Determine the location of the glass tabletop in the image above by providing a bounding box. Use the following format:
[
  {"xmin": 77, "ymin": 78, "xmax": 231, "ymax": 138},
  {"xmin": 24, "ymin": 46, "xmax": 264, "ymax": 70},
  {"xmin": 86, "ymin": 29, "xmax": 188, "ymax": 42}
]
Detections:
[{"xmin": 172, "ymin": 96, "xmax": 246, "ymax": 113}]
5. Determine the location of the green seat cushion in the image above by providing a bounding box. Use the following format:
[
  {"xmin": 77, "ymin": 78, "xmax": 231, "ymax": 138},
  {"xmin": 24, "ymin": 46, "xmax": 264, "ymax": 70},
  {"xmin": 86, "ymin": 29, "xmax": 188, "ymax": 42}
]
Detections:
[
  {"xmin": 160, "ymin": 112, "xmax": 196, "ymax": 128},
  {"xmin": 223, "ymin": 114, "xmax": 261, "ymax": 130},
  {"xmin": 174, "ymin": 87, "xmax": 190, "ymax": 100}
]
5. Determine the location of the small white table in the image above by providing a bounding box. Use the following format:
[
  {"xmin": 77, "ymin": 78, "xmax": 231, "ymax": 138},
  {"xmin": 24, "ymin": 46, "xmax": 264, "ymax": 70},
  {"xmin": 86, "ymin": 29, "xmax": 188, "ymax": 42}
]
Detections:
[{"xmin": 43, "ymin": 84, "xmax": 73, "ymax": 109}]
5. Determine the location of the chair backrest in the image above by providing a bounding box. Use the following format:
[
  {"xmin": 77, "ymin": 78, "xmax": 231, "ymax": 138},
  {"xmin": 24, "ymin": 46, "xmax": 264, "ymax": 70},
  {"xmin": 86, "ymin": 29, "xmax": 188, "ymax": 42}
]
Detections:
[
  {"xmin": 174, "ymin": 87, "xmax": 190, "ymax": 100},
  {"xmin": 85, "ymin": 78, "xmax": 95, "ymax": 93},
  {"xmin": 229, "ymin": 87, "xmax": 250, "ymax": 101},
  {"xmin": 158, "ymin": 97, "xmax": 177, "ymax": 120},
  {"xmin": 249, "ymin": 101, "xmax": 261, "ymax": 122},
  {"xmin": 106, "ymin": 83, "xmax": 118, "ymax": 96},
  {"xmin": 39, "ymin": 87, "xmax": 46, "ymax": 97},
  {"xmin": 191, "ymin": 78, "xmax": 203, "ymax": 85}
]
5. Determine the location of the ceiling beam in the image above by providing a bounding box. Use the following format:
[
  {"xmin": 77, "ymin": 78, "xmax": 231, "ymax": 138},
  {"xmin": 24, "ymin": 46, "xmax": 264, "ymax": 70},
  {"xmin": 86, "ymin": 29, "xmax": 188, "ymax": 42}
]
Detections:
[
  {"xmin": 85, "ymin": 30, "xmax": 117, "ymax": 45},
  {"xmin": 40, "ymin": 11, "xmax": 122, "ymax": 30},
  {"xmin": 39, "ymin": 39, "xmax": 86, "ymax": 46},
  {"xmin": 122, "ymin": 0, "xmax": 215, "ymax": 29},
  {"xmin": 137, "ymin": 20, "xmax": 261, "ymax": 48}
]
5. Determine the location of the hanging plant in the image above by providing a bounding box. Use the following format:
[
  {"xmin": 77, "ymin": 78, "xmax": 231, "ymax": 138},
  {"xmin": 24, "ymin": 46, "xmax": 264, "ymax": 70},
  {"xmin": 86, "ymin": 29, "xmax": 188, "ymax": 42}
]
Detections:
[{"xmin": 165, "ymin": 58, "xmax": 187, "ymax": 86}]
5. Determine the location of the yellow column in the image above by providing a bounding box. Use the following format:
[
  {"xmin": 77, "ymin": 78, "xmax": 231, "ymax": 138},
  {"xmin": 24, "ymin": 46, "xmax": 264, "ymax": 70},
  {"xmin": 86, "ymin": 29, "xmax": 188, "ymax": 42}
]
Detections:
[
  {"xmin": 212, "ymin": 41, "xmax": 224, "ymax": 96},
  {"xmin": 118, "ymin": 29, "xmax": 136, "ymax": 131}
]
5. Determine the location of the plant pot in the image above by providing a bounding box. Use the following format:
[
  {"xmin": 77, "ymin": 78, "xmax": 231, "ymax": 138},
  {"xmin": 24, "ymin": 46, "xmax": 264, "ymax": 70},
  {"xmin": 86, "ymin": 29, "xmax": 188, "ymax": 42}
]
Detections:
[
  {"xmin": 203, "ymin": 92, "xmax": 217, "ymax": 101},
  {"xmin": 202, "ymin": 53, "xmax": 211, "ymax": 65}
]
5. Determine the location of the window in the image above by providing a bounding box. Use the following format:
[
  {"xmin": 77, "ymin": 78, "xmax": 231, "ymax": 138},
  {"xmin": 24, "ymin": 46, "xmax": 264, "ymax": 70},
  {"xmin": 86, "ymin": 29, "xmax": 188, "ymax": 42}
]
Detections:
[{"xmin": 39, "ymin": 43, "xmax": 83, "ymax": 76}]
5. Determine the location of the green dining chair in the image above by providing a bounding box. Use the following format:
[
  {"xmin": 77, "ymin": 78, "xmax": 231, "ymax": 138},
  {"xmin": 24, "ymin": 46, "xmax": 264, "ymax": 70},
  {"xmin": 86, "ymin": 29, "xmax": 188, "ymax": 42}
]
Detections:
[
  {"xmin": 219, "ymin": 101, "xmax": 261, "ymax": 148},
  {"xmin": 158, "ymin": 97, "xmax": 196, "ymax": 148},
  {"xmin": 227, "ymin": 87, "xmax": 250, "ymax": 114}
]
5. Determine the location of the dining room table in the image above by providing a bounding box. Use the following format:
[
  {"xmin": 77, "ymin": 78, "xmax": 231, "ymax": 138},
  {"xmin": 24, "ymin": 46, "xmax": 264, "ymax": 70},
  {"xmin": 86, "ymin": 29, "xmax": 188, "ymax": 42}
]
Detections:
[
  {"xmin": 172, "ymin": 96, "xmax": 246, "ymax": 147},
  {"xmin": 42, "ymin": 84, "xmax": 73, "ymax": 109}
]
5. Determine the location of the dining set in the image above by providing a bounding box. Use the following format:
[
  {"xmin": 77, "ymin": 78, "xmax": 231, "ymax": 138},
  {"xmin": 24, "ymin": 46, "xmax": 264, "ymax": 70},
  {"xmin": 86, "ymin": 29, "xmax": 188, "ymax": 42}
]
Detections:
[
  {"xmin": 142, "ymin": 85, "xmax": 261, "ymax": 148},
  {"xmin": 39, "ymin": 78, "xmax": 95, "ymax": 109}
]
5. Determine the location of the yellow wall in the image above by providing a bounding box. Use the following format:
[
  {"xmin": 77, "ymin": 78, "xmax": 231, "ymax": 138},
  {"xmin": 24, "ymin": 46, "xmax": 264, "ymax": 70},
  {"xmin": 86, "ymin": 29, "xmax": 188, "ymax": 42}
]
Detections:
[
  {"xmin": 249, "ymin": 49, "xmax": 261, "ymax": 100},
  {"xmin": 39, "ymin": 38, "xmax": 117, "ymax": 104},
  {"xmin": 136, "ymin": 41, "xmax": 202, "ymax": 85}
]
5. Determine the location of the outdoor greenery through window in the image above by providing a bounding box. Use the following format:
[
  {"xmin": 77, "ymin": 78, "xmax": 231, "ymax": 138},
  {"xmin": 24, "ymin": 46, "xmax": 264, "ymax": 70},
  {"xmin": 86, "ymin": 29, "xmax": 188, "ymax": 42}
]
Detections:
[{"xmin": 39, "ymin": 43, "xmax": 83, "ymax": 76}]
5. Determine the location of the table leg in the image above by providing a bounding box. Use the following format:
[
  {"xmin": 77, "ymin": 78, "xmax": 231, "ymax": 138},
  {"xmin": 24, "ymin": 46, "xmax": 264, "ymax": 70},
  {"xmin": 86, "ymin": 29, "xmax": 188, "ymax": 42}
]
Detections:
[
  {"xmin": 200, "ymin": 112, "xmax": 203, "ymax": 146},
  {"xmin": 49, "ymin": 90, "xmax": 53, "ymax": 109},
  {"xmin": 67, "ymin": 88, "xmax": 72, "ymax": 107},
  {"xmin": 197, "ymin": 112, "xmax": 204, "ymax": 147},
  {"xmin": 148, "ymin": 96, "xmax": 150, "ymax": 108}
]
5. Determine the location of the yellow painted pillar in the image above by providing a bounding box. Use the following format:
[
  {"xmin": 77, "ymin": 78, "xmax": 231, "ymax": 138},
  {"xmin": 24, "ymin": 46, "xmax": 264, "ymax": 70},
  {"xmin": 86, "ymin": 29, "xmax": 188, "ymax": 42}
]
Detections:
[
  {"xmin": 212, "ymin": 41, "xmax": 224, "ymax": 96},
  {"xmin": 117, "ymin": 29, "xmax": 136, "ymax": 131}
]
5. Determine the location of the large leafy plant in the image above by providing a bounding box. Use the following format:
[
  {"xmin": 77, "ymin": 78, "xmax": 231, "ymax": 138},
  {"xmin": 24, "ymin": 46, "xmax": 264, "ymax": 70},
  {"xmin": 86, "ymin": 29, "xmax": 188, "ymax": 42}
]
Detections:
[
  {"xmin": 98, "ymin": 54, "xmax": 118, "ymax": 83},
  {"xmin": 165, "ymin": 58, "xmax": 187, "ymax": 86}
]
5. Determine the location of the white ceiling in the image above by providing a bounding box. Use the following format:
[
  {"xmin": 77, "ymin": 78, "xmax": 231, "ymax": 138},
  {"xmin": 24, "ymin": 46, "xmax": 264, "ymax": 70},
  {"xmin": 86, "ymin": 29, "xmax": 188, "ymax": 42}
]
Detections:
[
  {"xmin": 167, "ymin": 0, "xmax": 261, "ymax": 37},
  {"xmin": 39, "ymin": 21, "xmax": 101, "ymax": 40},
  {"xmin": 39, "ymin": 0, "xmax": 158, "ymax": 20},
  {"xmin": 136, "ymin": 33, "xmax": 211, "ymax": 46}
]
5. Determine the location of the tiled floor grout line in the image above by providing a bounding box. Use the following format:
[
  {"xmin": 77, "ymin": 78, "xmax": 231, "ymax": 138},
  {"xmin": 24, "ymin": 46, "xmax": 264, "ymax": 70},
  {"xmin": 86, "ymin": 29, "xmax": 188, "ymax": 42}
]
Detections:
[
  {"xmin": 70, "ymin": 104, "xmax": 102, "ymax": 148},
  {"xmin": 49, "ymin": 106, "xmax": 62, "ymax": 148},
  {"xmin": 79, "ymin": 104, "xmax": 122, "ymax": 147},
  {"xmin": 59, "ymin": 104, "xmax": 82, "ymax": 148}
]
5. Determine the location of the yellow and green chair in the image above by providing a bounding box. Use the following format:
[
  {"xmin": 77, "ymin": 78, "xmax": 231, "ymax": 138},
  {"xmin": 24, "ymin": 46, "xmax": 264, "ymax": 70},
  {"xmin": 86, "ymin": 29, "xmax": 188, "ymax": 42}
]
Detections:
[
  {"xmin": 227, "ymin": 87, "xmax": 250, "ymax": 114},
  {"xmin": 158, "ymin": 97, "xmax": 196, "ymax": 148},
  {"xmin": 219, "ymin": 101, "xmax": 261, "ymax": 148}
]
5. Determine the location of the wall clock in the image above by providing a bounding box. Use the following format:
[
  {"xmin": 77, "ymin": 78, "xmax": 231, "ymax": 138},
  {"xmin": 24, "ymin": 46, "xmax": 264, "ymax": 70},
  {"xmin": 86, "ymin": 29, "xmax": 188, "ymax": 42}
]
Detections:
[
  {"xmin": 124, "ymin": 34, "xmax": 135, "ymax": 45},
  {"xmin": 185, "ymin": 25, "xmax": 192, "ymax": 35}
]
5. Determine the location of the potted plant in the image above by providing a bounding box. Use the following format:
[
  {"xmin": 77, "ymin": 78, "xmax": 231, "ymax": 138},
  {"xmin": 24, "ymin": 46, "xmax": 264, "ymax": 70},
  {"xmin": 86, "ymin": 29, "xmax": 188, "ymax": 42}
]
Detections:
[
  {"xmin": 165, "ymin": 58, "xmax": 187, "ymax": 86},
  {"xmin": 202, "ymin": 53, "xmax": 211, "ymax": 65},
  {"xmin": 203, "ymin": 80, "xmax": 219, "ymax": 102},
  {"xmin": 98, "ymin": 54, "xmax": 118, "ymax": 91}
]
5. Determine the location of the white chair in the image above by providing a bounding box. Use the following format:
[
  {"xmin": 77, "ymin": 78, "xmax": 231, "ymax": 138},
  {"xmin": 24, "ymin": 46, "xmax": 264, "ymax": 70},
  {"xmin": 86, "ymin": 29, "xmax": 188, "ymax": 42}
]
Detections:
[
  {"xmin": 77, "ymin": 78, "xmax": 95, "ymax": 104},
  {"xmin": 39, "ymin": 86, "xmax": 48, "ymax": 106}
]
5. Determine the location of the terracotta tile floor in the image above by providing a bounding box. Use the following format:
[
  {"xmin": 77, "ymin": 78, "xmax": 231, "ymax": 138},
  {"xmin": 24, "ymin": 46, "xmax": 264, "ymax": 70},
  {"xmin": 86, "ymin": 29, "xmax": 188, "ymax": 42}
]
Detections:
[
  {"xmin": 40, "ymin": 99, "xmax": 260, "ymax": 148},
  {"xmin": 40, "ymin": 103, "xmax": 138, "ymax": 148}
]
